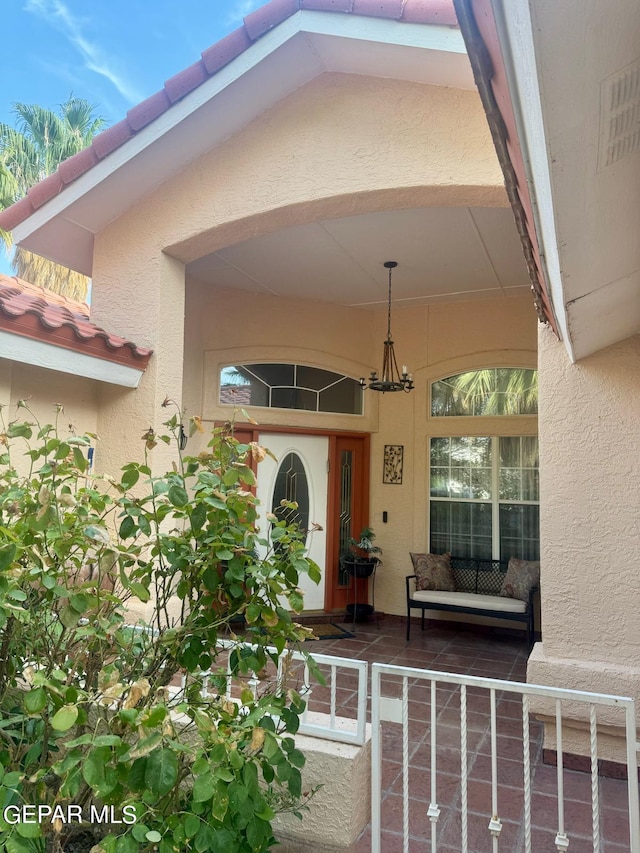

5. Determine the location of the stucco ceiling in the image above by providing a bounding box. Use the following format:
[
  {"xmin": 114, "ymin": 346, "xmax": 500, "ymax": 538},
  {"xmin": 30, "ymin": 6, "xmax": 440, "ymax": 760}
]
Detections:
[{"xmin": 185, "ymin": 205, "xmax": 530, "ymax": 306}]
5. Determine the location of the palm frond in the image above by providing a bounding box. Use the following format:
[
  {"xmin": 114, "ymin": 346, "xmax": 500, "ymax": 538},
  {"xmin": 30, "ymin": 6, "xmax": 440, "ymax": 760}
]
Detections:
[
  {"xmin": 0, "ymin": 124, "xmax": 43, "ymax": 191},
  {"xmin": 13, "ymin": 248, "xmax": 89, "ymax": 302},
  {"xmin": 0, "ymin": 97, "xmax": 106, "ymax": 299},
  {"xmin": 0, "ymin": 159, "xmax": 18, "ymax": 206},
  {"xmin": 12, "ymin": 102, "xmax": 70, "ymax": 177},
  {"xmin": 59, "ymin": 95, "xmax": 107, "ymax": 146},
  {"xmin": 432, "ymin": 368, "xmax": 538, "ymax": 416},
  {"xmin": 0, "ymin": 160, "xmax": 18, "ymax": 252}
]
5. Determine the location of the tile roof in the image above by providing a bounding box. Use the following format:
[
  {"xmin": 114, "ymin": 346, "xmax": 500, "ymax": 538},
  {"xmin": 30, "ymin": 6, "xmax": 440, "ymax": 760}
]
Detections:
[
  {"xmin": 0, "ymin": 275, "xmax": 153, "ymax": 370},
  {"xmin": 0, "ymin": 0, "xmax": 457, "ymax": 233}
]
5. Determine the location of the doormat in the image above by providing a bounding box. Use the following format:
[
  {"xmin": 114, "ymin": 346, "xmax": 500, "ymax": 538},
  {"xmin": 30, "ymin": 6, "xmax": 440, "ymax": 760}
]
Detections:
[{"xmin": 304, "ymin": 623, "xmax": 355, "ymax": 641}]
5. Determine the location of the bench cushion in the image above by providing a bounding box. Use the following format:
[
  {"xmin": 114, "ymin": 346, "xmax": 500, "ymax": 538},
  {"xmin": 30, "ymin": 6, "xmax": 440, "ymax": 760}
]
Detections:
[{"xmin": 411, "ymin": 590, "xmax": 527, "ymax": 613}]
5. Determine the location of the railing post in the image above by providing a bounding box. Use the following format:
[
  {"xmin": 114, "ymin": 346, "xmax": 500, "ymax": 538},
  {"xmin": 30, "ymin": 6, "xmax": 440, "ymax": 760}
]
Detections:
[
  {"xmin": 460, "ymin": 684, "xmax": 468, "ymax": 853},
  {"xmin": 626, "ymin": 700, "xmax": 640, "ymax": 852},
  {"xmin": 488, "ymin": 688, "xmax": 502, "ymax": 850},
  {"xmin": 554, "ymin": 698, "xmax": 569, "ymax": 852},
  {"xmin": 589, "ymin": 705, "xmax": 600, "ymax": 853},
  {"xmin": 428, "ymin": 679, "xmax": 441, "ymax": 850},
  {"xmin": 371, "ymin": 664, "xmax": 382, "ymax": 853},
  {"xmin": 402, "ymin": 677, "xmax": 410, "ymax": 853},
  {"xmin": 522, "ymin": 693, "xmax": 532, "ymax": 853}
]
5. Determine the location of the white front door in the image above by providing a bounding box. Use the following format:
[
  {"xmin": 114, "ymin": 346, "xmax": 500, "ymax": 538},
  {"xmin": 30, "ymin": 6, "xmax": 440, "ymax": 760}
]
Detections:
[{"xmin": 256, "ymin": 434, "xmax": 328, "ymax": 611}]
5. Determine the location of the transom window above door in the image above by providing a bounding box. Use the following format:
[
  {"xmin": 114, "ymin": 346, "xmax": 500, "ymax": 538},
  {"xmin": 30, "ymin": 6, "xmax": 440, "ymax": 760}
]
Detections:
[
  {"xmin": 219, "ymin": 364, "xmax": 363, "ymax": 415},
  {"xmin": 431, "ymin": 368, "xmax": 538, "ymax": 417}
]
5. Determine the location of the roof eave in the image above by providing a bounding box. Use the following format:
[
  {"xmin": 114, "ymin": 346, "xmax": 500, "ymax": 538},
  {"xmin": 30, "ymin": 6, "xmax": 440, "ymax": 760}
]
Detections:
[
  {"xmin": 452, "ymin": 0, "xmax": 564, "ymax": 346},
  {"xmin": 0, "ymin": 330, "xmax": 149, "ymax": 388}
]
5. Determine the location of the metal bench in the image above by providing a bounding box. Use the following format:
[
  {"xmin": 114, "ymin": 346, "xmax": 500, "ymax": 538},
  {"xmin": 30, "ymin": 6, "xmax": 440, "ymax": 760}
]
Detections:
[{"xmin": 406, "ymin": 556, "xmax": 536, "ymax": 646}]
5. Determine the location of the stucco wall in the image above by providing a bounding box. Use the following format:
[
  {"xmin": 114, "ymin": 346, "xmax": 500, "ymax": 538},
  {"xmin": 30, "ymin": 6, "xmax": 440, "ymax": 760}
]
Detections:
[
  {"xmin": 183, "ymin": 285, "xmax": 538, "ymax": 618},
  {"xmin": 0, "ymin": 359, "xmax": 12, "ymax": 411},
  {"xmin": 0, "ymin": 359, "xmax": 98, "ymax": 475},
  {"xmin": 92, "ymin": 254, "xmax": 186, "ymax": 480},
  {"xmin": 273, "ymin": 723, "xmax": 371, "ymax": 851},
  {"xmin": 368, "ymin": 295, "xmax": 538, "ymax": 618},
  {"xmin": 528, "ymin": 327, "xmax": 640, "ymax": 706}
]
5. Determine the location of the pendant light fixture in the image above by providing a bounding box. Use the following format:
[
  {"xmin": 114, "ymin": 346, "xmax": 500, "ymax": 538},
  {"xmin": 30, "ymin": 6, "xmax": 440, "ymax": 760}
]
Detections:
[{"xmin": 360, "ymin": 261, "xmax": 414, "ymax": 393}]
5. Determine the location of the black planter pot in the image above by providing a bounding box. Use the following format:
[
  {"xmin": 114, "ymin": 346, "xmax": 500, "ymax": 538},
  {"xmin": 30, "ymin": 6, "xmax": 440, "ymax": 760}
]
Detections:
[
  {"xmin": 342, "ymin": 558, "xmax": 377, "ymax": 578},
  {"xmin": 346, "ymin": 602, "xmax": 374, "ymax": 621}
]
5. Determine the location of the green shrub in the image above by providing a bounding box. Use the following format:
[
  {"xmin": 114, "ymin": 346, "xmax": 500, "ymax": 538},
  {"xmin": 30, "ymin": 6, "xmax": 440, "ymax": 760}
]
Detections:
[{"xmin": 0, "ymin": 403, "xmax": 321, "ymax": 853}]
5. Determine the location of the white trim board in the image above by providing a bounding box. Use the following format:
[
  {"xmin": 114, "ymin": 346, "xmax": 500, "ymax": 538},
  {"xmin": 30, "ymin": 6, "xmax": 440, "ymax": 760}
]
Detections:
[{"xmin": 0, "ymin": 331, "xmax": 146, "ymax": 388}]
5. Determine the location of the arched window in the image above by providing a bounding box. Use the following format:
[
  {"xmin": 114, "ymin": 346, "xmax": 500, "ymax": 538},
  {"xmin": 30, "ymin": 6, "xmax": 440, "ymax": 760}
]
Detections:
[
  {"xmin": 431, "ymin": 368, "xmax": 537, "ymax": 417},
  {"xmin": 219, "ymin": 364, "xmax": 363, "ymax": 415}
]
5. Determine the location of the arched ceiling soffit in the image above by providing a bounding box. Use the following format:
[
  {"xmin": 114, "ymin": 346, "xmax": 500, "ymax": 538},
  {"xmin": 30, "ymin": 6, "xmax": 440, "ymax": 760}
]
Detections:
[{"xmin": 169, "ymin": 185, "xmax": 509, "ymax": 266}]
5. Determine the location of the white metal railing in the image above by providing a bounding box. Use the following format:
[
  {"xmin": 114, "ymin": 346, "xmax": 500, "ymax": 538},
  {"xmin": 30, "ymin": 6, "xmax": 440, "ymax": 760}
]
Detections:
[
  {"xmin": 371, "ymin": 663, "xmax": 640, "ymax": 853},
  {"xmin": 183, "ymin": 638, "xmax": 368, "ymax": 746}
]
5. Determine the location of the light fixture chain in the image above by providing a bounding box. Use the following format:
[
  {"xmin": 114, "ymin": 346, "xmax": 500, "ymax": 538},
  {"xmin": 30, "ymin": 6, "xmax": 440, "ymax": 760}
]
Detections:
[
  {"xmin": 387, "ymin": 264, "xmax": 393, "ymax": 340},
  {"xmin": 359, "ymin": 260, "xmax": 414, "ymax": 394}
]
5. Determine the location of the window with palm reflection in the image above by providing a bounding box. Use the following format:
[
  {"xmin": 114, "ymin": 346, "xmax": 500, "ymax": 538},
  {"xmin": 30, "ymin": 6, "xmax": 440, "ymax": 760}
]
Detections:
[{"xmin": 431, "ymin": 368, "xmax": 537, "ymax": 417}]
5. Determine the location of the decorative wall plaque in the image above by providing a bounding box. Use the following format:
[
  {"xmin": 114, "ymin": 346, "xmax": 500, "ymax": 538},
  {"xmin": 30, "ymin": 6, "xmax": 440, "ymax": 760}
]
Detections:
[{"xmin": 383, "ymin": 444, "xmax": 404, "ymax": 484}]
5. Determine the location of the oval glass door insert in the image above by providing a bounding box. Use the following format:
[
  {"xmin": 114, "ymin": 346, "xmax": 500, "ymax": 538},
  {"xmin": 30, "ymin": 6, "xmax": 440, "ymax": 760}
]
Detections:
[{"xmin": 271, "ymin": 452, "xmax": 310, "ymax": 545}]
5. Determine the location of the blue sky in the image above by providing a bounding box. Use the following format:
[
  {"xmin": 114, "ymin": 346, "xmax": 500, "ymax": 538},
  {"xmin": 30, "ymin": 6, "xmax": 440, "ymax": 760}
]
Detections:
[{"xmin": 1, "ymin": 0, "xmax": 263, "ymax": 275}]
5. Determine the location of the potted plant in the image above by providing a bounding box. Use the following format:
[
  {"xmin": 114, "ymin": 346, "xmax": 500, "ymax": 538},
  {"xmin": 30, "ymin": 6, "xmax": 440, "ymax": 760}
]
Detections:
[
  {"xmin": 341, "ymin": 528, "xmax": 382, "ymax": 621},
  {"xmin": 341, "ymin": 527, "xmax": 382, "ymax": 578}
]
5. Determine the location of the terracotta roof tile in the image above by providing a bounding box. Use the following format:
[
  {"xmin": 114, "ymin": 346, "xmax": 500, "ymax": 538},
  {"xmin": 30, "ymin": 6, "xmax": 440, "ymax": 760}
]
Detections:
[
  {"xmin": 201, "ymin": 26, "xmax": 253, "ymax": 75},
  {"xmin": 0, "ymin": 196, "xmax": 34, "ymax": 232},
  {"xmin": 92, "ymin": 120, "xmax": 134, "ymax": 161},
  {"xmin": 0, "ymin": 0, "xmax": 457, "ymax": 235},
  {"xmin": 401, "ymin": 0, "xmax": 458, "ymax": 24},
  {"xmin": 127, "ymin": 90, "xmax": 172, "ymax": 133},
  {"xmin": 300, "ymin": 0, "xmax": 354, "ymax": 11},
  {"xmin": 164, "ymin": 60, "xmax": 209, "ymax": 104},
  {"xmin": 58, "ymin": 146, "xmax": 99, "ymax": 185},
  {"xmin": 352, "ymin": 0, "xmax": 403, "ymax": 19},
  {"xmin": 0, "ymin": 275, "xmax": 153, "ymax": 371},
  {"xmin": 244, "ymin": 0, "xmax": 300, "ymax": 40},
  {"xmin": 28, "ymin": 173, "xmax": 64, "ymax": 210},
  {"xmin": 453, "ymin": 0, "xmax": 555, "ymax": 331}
]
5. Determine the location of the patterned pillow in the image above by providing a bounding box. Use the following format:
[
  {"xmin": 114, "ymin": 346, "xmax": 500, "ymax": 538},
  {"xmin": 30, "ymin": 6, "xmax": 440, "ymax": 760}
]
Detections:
[
  {"xmin": 500, "ymin": 558, "xmax": 540, "ymax": 602},
  {"xmin": 410, "ymin": 552, "xmax": 456, "ymax": 592}
]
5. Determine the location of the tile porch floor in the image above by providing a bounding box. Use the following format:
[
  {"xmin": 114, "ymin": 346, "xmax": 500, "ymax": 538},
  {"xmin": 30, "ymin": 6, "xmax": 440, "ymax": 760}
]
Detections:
[{"xmin": 302, "ymin": 619, "xmax": 633, "ymax": 852}]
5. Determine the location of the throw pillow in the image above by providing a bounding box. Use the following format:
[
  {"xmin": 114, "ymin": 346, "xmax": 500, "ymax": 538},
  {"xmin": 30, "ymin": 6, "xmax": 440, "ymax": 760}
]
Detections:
[
  {"xmin": 411, "ymin": 552, "xmax": 456, "ymax": 592},
  {"xmin": 500, "ymin": 558, "xmax": 540, "ymax": 602}
]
